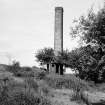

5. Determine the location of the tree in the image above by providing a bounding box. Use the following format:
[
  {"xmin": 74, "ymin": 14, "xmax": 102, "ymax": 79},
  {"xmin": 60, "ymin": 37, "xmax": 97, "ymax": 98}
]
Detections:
[
  {"xmin": 12, "ymin": 60, "xmax": 20, "ymax": 68},
  {"xmin": 55, "ymin": 50, "xmax": 70, "ymax": 65},
  {"xmin": 35, "ymin": 48, "xmax": 54, "ymax": 71},
  {"xmin": 35, "ymin": 48, "xmax": 71, "ymax": 73},
  {"xmin": 66, "ymin": 45, "xmax": 99, "ymax": 81},
  {"xmin": 70, "ymin": 5, "xmax": 105, "ymax": 82},
  {"xmin": 71, "ymin": 6, "xmax": 105, "ymax": 46}
]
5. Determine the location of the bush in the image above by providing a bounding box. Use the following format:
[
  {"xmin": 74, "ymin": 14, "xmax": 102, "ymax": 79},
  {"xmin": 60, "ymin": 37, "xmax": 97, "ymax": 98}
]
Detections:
[
  {"xmin": 14, "ymin": 70, "xmax": 35, "ymax": 77},
  {"xmin": 44, "ymin": 73, "xmax": 91, "ymax": 105},
  {"xmin": 7, "ymin": 89, "xmax": 51, "ymax": 105},
  {"xmin": 35, "ymin": 71, "xmax": 46, "ymax": 80},
  {"xmin": 70, "ymin": 90, "xmax": 91, "ymax": 105},
  {"xmin": 24, "ymin": 77, "xmax": 39, "ymax": 92},
  {"xmin": 6, "ymin": 90, "xmax": 41, "ymax": 105},
  {"xmin": 7, "ymin": 64, "xmax": 36, "ymax": 77},
  {"xmin": 38, "ymin": 80, "xmax": 51, "ymax": 97}
]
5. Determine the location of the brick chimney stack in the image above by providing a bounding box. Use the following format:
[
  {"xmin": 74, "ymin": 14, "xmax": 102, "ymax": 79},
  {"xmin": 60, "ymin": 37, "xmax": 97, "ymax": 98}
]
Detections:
[{"xmin": 54, "ymin": 7, "xmax": 63, "ymax": 56}]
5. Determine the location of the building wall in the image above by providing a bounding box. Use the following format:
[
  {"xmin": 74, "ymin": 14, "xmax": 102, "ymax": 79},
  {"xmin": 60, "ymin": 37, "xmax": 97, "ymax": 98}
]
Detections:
[
  {"xmin": 49, "ymin": 63, "xmax": 56, "ymax": 73},
  {"xmin": 64, "ymin": 68, "xmax": 76, "ymax": 74},
  {"xmin": 54, "ymin": 7, "xmax": 63, "ymax": 56}
]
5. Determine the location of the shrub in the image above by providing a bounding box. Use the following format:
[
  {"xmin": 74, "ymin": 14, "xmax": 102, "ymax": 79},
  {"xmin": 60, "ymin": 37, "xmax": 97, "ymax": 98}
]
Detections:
[
  {"xmin": 35, "ymin": 71, "xmax": 46, "ymax": 80},
  {"xmin": 7, "ymin": 90, "xmax": 41, "ymax": 105},
  {"xmin": 70, "ymin": 90, "xmax": 91, "ymax": 105},
  {"xmin": 7, "ymin": 64, "xmax": 36, "ymax": 78},
  {"xmin": 24, "ymin": 77, "xmax": 39, "ymax": 92},
  {"xmin": 7, "ymin": 89, "xmax": 52, "ymax": 105},
  {"xmin": 38, "ymin": 80, "xmax": 51, "ymax": 97},
  {"xmin": 40, "ymin": 97, "xmax": 52, "ymax": 105}
]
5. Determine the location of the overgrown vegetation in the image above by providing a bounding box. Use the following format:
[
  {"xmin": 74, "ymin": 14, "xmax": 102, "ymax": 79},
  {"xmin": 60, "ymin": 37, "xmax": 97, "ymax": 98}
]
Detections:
[
  {"xmin": 0, "ymin": 74, "xmax": 51, "ymax": 105},
  {"xmin": 68, "ymin": 5, "xmax": 105, "ymax": 83},
  {"xmin": 2, "ymin": 3, "xmax": 105, "ymax": 105},
  {"xmin": 35, "ymin": 48, "xmax": 70, "ymax": 72},
  {"xmin": 44, "ymin": 74, "xmax": 89, "ymax": 90},
  {"xmin": 1, "ymin": 63, "xmax": 104, "ymax": 105},
  {"xmin": 35, "ymin": 48, "xmax": 54, "ymax": 71}
]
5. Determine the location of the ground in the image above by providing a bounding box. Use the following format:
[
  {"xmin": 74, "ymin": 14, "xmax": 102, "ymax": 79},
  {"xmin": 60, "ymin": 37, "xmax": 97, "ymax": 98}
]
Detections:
[
  {"xmin": 1, "ymin": 64, "xmax": 105, "ymax": 105},
  {"xmin": 49, "ymin": 89, "xmax": 80, "ymax": 105},
  {"xmin": 48, "ymin": 88, "xmax": 105, "ymax": 105}
]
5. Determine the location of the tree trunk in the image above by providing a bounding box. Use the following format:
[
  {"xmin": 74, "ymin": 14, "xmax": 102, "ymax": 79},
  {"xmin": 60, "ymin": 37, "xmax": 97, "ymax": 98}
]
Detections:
[
  {"xmin": 56, "ymin": 64, "xmax": 59, "ymax": 73},
  {"xmin": 60, "ymin": 64, "xmax": 63, "ymax": 75},
  {"xmin": 47, "ymin": 64, "xmax": 49, "ymax": 72}
]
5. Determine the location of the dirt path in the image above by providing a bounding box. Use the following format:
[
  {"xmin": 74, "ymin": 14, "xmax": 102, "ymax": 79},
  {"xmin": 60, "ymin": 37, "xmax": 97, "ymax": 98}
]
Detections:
[
  {"xmin": 84, "ymin": 91, "xmax": 105, "ymax": 103},
  {"xmin": 48, "ymin": 88, "xmax": 105, "ymax": 105},
  {"xmin": 49, "ymin": 89, "xmax": 82, "ymax": 105}
]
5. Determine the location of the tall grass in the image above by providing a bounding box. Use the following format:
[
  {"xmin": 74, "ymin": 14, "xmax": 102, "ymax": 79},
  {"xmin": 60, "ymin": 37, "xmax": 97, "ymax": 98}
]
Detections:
[
  {"xmin": 24, "ymin": 77, "xmax": 39, "ymax": 92},
  {"xmin": 0, "ymin": 76, "xmax": 52, "ymax": 105},
  {"xmin": 38, "ymin": 80, "xmax": 51, "ymax": 97},
  {"xmin": 44, "ymin": 74, "xmax": 89, "ymax": 90},
  {"xmin": 44, "ymin": 74, "xmax": 91, "ymax": 105}
]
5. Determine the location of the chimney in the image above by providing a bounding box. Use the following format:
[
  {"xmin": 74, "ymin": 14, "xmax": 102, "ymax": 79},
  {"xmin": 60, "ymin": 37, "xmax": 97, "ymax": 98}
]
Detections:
[{"xmin": 54, "ymin": 7, "xmax": 63, "ymax": 56}]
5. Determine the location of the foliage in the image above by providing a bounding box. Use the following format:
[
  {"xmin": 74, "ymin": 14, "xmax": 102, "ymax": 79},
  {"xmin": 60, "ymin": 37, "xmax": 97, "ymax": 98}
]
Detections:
[
  {"xmin": 0, "ymin": 75, "xmax": 52, "ymax": 105},
  {"xmin": 70, "ymin": 90, "xmax": 90, "ymax": 105},
  {"xmin": 14, "ymin": 69, "xmax": 35, "ymax": 77},
  {"xmin": 12, "ymin": 60, "xmax": 20, "ymax": 67},
  {"xmin": 35, "ymin": 47, "xmax": 71, "ymax": 73},
  {"xmin": 35, "ymin": 71, "xmax": 46, "ymax": 79},
  {"xmin": 35, "ymin": 48, "xmax": 54, "ymax": 65},
  {"xmin": 8, "ymin": 65, "xmax": 35, "ymax": 77},
  {"xmin": 38, "ymin": 80, "xmax": 51, "ymax": 97},
  {"xmin": 35, "ymin": 47, "xmax": 71, "ymax": 64},
  {"xmin": 8, "ymin": 60, "xmax": 21, "ymax": 76},
  {"xmin": 66, "ymin": 44, "xmax": 104, "ymax": 82},
  {"xmin": 55, "ymin": 50, "xmax": 70, "ymax": 65},
  {"xmin": 7, "ymin": 61, "xmax": 38, "ymax": 77},
  {"xmin": 69, "ymin": 5, "xmax": 105, "ymax": 82},
  {"xmin": 24, "ymin": 77, "xmax": 39, "ymax": 92},
  {"xmin": 44, "ymin": 74, "xmax": 89, "ymax": 90},
  {"xmin": 10, "ymin": 60, "xmax": 20, "ymax": 72},
  {"xmin": 70, "ymin": 7, "xmax": 105, "ymax": 45}
]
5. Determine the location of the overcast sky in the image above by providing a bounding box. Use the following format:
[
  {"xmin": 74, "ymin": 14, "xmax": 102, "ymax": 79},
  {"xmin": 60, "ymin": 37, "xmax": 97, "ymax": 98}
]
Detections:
[{"xmin": 0, "ymin": 0, "xmax": 104, "ymax": 66}]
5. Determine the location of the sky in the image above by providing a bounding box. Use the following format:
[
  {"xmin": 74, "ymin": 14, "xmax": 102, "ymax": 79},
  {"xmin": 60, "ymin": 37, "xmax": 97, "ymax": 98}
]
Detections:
[{"xmin": 0, "ymin": 0, "xmax": 104, "ymax": 66}]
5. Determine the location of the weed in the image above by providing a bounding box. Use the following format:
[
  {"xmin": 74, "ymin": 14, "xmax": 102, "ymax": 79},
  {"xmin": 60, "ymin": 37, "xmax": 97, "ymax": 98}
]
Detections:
[{"xmin": 24, "ymin": 77, "xmax": 39, "ymax": 92}]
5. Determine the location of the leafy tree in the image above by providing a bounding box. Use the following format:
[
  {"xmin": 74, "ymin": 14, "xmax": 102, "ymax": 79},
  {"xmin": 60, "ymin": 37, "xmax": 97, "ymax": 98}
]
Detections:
[
  {"xmin": 12, "ymin": 60, "xmax": 20, "ymax": 68},
  {"xmin": 71, "ymin": 6, "xmax": 105, "ymax": 46},
  {"xmin": 55, "ymin": 50, "xmax": 70, "ymax": 65},
  {"xmin": 35, "ymin": 48, "xmax": 54, "ymax": 70},
  {"xmin": 8, "ymin": 60, "xmax": 21, "ymax": 76},
  {"xmin": 70, "ymin": 5, "xmax": 105, "ymax": 82},
  {"xmin": 35, "ymin": 48, "xmax": 71, "ymax": 72}
]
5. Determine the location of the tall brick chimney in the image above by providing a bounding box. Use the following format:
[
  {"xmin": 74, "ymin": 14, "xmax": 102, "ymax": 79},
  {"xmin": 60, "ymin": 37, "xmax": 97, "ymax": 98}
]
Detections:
[{"xmin": 54, "ymin": 7, "xmax": 63, "ymax": 56}]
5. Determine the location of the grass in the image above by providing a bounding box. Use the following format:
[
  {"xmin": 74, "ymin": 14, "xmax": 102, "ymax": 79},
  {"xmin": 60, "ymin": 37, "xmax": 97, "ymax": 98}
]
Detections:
[
  {"xmin": 42, "ymin": 73, "xmax": 92, "ymax": 105},
  {"xmin": 70, "ymin": 89, "xmax": 90, "ymax": 105},
  {"xmin": 43, "ymin": 73, "xmax": 93, "ymax": 105},
  {"xmin": 24, "ymin": 77, "xmax": 39, "ymax": 92},
  {"xmin": 2, "ymin": 64, "xmax": 105, "ymax": 105},
  {"xmin": 38, "ymin": 80, "xmax": 51, "ymax": 97},
  {"xmin": 0, "ymin": 74, "xmax": 52, "ymax": 105},
  {"xmin": 44, "ymin": 74, "xmax": 89, "ymax": 90},
  {"xmin": 0, "ymin": 68, "xmax": 90, "ymax": 105}
]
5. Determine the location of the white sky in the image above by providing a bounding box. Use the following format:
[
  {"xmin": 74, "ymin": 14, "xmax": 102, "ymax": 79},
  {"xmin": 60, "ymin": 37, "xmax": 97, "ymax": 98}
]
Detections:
[{"xmin": 0, "ymin": 0, "xmax": 104, "ymax": 66}]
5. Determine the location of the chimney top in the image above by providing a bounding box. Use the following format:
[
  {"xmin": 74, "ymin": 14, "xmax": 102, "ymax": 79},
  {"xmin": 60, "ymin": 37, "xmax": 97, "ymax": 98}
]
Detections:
[{"xmin": 55, "ymin": 7, "xmax": 63, "ymax": 11}]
